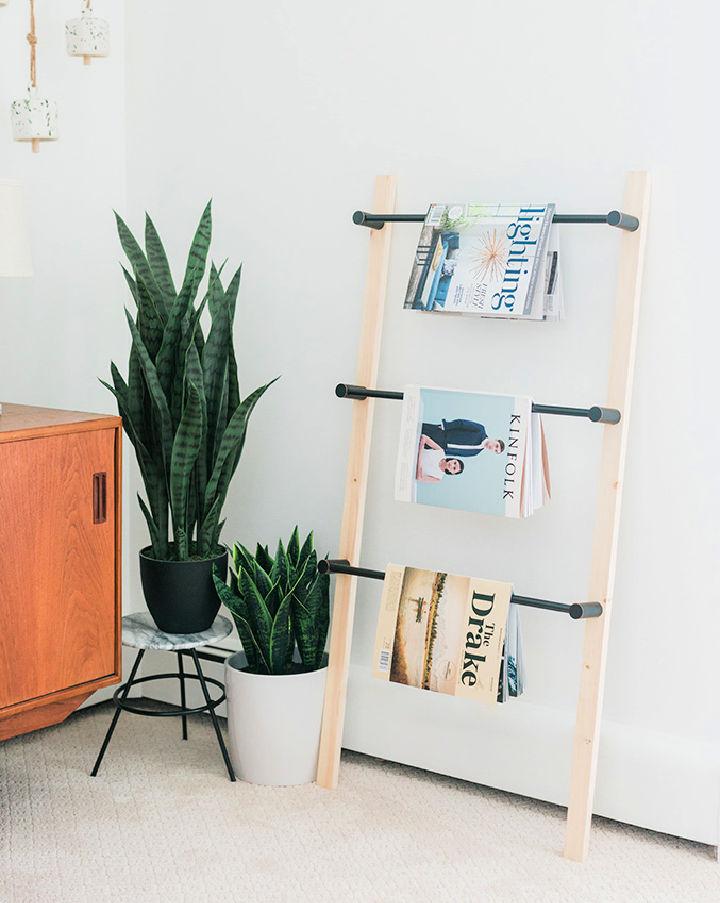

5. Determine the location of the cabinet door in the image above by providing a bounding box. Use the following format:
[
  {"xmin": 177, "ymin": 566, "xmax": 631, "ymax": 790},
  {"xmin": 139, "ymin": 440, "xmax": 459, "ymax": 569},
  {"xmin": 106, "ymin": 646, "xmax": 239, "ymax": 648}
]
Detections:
[{"xmin": 0, "ymin": 428, "xmax": 117, "ymax": 710}]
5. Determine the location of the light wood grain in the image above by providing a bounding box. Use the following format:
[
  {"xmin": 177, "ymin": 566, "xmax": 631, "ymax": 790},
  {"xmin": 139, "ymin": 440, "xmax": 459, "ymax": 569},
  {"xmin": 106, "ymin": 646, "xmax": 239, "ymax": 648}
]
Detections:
[
  {"xmin": 564, "ymin": 171, "xmax": 651, "ymax": 861},
  {"xmin": 316, "ymin": 175, "xmax": 397, "ymax": 789},
  {"xmin": 0, "ymin": 411, "xmax": 122, "ymax": 741}
]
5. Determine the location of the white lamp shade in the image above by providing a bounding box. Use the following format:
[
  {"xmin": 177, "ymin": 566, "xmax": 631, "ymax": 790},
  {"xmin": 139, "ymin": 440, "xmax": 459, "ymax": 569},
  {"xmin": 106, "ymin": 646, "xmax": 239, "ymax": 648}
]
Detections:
[{"xmin": 0, "ymin": 179, "xmax": 33, "ymax": 277}]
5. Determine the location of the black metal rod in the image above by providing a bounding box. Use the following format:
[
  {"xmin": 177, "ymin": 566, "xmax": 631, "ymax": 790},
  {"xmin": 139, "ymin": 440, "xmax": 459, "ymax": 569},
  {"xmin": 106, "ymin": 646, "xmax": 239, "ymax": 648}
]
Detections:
[
  {"xmin": 178, "ymin": 648, "xmax": 228, "ymax": 666},
  {"xmin": 336, "ymin": 383, "xmax": 621, "ymax": 425},
  {"xmin": 353, "ymin": 209, "xmax": 639, "ymax": 232},
  {"xmin": 90, "ymin": 648, "xmax": 145, "ymax": 776},
  {"xmin": 319, "ymin": 559, "xmax": 602, "ymax": 620},
  {"xmin": 191, "ymin": 649, "xmax": 236, "ymax": 783},
  {"xmin": 177, "ymin": 651, "xmax": 188, "ymax": 741}
]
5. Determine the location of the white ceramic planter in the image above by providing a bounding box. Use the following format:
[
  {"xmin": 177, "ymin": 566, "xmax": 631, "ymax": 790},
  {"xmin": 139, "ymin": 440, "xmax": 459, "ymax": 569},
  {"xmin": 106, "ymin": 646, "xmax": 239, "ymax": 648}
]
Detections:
[
  {"xmin": 66, "ymin": 8, "xmax": 110, "ymax": 61},
  {"xmin": 225, "ymin": 652, "xmax": 328, "ymax": 785}
]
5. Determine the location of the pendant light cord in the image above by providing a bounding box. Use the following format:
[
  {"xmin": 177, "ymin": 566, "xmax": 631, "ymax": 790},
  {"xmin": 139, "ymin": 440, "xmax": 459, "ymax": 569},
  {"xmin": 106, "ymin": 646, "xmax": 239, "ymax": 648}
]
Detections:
[{"xmin": 27, "ymin": 0, "xmax": 37, "ymax": 88}]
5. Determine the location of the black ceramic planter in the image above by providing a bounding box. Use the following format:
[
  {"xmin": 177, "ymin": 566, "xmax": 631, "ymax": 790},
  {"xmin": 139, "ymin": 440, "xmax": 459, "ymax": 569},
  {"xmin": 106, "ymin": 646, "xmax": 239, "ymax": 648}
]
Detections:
[{"xmin": 139, "ymin": 546, "xmax": 228, "ymax": 634}]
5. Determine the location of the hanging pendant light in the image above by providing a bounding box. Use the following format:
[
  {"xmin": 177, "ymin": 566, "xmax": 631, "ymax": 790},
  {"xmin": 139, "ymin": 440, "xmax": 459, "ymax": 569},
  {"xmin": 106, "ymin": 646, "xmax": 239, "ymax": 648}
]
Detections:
[
  {"xmin": 10, "ymin": 0, "xmax": 58, "ymax": 153},
  {"xmin": 66, "ymin": 0, "xmax": 109, "ymax": 66}
]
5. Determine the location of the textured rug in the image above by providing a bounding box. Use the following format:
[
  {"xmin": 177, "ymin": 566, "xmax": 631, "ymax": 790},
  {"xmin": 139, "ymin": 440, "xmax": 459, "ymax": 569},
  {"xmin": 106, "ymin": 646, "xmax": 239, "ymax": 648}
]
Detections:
[{"xmin": 1, "ymin": 702, "xmax": 718, "ymax": 903}]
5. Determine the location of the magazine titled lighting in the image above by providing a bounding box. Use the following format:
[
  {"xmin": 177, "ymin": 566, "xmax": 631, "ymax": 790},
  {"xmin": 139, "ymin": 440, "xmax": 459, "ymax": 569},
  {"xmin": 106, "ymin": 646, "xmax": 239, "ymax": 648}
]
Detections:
[
  {"xmin": 395, "ymin": 386, "xmax": 551, "ymax": 518},
  {"xmin": 403, "ymin": 202, "xmax": 563, "ymax": 320},
  {"xmin": 373, "ymin": 564, "xmax": 524, "ymax": 705}
]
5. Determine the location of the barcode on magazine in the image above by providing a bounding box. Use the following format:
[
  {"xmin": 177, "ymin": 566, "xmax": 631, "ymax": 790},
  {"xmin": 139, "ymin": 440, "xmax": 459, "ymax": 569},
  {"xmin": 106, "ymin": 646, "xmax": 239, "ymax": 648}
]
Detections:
[{"xmin": 378, "ymin": 648, "xmax": 391, "ymax": 672}]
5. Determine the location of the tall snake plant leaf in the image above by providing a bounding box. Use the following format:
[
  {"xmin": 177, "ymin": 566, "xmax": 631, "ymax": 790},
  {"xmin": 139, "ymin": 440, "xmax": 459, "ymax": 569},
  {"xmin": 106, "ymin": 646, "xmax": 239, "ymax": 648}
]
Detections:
[
  {"xmin": 145, "ymin": 213, "xmax": 176, "ymax": 300},
  {"xmin": 299, "ymin": 530, "xmax": 315, "ymax": 566},
  {"xmin": 232, "ymin": 543, "xmax": 256, "ymax": 576},
  {"xmin": 269, "ymin": 591, "xmax": 293, "ymax": 674},
  {"xmin": 102, "ymin": 374, "xmax": 168, "ymax": 557},
  {"xmin": 155, "ymin": 217, "xmax": 216, "ymax": 411},
  {"xmin": 170, "ymin": 290, "xmax": 208, "ymax": 429},
  {"xmin": 287, "ymin": 526, "xmax": 301, "ymax": 566},
  {"xmin": 170, "ymin": 380, "xmax": 203, "ymax": 558},
  {"xmin": 137, "ymin": 493, "xmax": 161, "ymax": 553},
  {"xmin": 115, "ymin": 212, "xmax": 165, "ymax": 315},
  {"xmin": 269, "ymin": 537, "xmax": 286, "ymax": 586},
  {"xmin": 213, "ymin": 572, "xmax": 260, "ymax": 672},
  {"xmin": 121, "ymin": 266, "xmax": 165, "ymax": 358},
  {"xmin": 210, "ymin": 518, "xmax": 226, "ymax": 553},
  {"xmin": 183, "ymin": 340, "xmax": 208, "ymax": 542},
  {"xmin": 127, "ymin": 348, "xmax": 146, "ymax": 443},
  {"xmin": 203, "ymin": 378, "xmax": 279, "ymax": 517},
  {"xmin": 251, "ymin": 561, "xmax": 273, "ymax": 600},
  {"xmin": 108, "ymin": 362, "xmax": 129, "ymax": 412},
  {"xmin": 197, "ymin": 495, "xmax": 223, "ymax": 557},
  {"xmin": 155, "ymin": 276, "xmax": 201, "ymax": 408},
  {"xmin": 255, "ymin": 543, "xmax": 273, "ymax": 575},
  {"xmin": 239, "ymin": 568, "xmax": 273, "ymax": 672},
  {"xmin": 124, "ymin": 309, "xmax": 174, "ymax": 476},
  {"xmin": 223, "ymin": 266, "xmax": 242, "ymax": 416},
  {"xmin": 202, "ymin": 270, "xmax": 232, "ymax": 466},
  {"xmin": 136, "ymin": 276, "xmax": 166, "ymax": 356},
  {"xmin": 180, "ymin": 200, "xmax": 213, "ymax": 297},
  {"xmin": 294, "ymin": 568, "xmax": 327, "ymax": 670}
]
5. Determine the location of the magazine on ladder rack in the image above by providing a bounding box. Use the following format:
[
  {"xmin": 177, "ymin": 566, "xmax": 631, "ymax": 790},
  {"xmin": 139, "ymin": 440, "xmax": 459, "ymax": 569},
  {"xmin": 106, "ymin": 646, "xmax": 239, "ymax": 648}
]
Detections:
[
  {"xmin": 395, "ymin": 386, "xmax": 551, "ymax": 518},
  {"xmin": 403, "ymin": 202, "xmax": 564, "ymax": 320},
  {"xmin": 372, "ymin": 564, "xmax": 523, "ymax": 704}
]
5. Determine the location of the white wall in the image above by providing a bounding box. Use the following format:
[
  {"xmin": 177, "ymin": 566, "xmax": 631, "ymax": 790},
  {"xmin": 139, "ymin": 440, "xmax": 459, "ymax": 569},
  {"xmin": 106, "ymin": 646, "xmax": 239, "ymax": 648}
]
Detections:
[
  {"xmin": 122, "ymin": 0, "xmax": 719, "ymax": 844},
  {"xmin": 2, "ymin": 0, "xmax": 714, "ymax": 844},
  {"xmin": 0, "ymin": 0, "xmax": 127, "ymax": 410},
  {"xmin": 0, "ymin": 1, "xmax": 136, "ymax": 692}
]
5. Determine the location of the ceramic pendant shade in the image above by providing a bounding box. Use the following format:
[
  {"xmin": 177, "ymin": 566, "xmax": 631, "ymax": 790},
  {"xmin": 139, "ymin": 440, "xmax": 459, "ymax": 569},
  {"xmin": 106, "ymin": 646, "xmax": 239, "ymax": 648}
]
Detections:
[
  {"xmin": 11, "ymin": 85, "xmax": 59, "ymax": 150},
  {"xmin": 66, "ymin": 6, "xmax": 110, "ymax": 64},
  {"xmin": 12, "ymin": 0, "xmax": 58, "ymax": 152}
]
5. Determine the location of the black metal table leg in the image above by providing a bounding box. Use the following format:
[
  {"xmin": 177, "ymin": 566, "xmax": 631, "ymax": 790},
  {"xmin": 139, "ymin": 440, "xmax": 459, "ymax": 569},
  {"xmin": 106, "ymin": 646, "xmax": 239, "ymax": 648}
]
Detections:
[
  {"xmin": 190, "ymin": 649, "xmax": 236, "ymax": 782},
  {"xmin": 91, "ymin": 648, "xmax": 145, "ymax": 776},
  {"xmin": 177, "ymin": 651, "xmax": 188, "ymax": 741}
]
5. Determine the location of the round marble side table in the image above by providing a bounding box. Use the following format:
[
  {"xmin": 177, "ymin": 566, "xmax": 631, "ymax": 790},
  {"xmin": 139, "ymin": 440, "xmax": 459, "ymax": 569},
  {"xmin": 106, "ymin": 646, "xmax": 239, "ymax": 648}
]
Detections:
[{"xmin": 91, "ymin": 612, "xmax": 236, "ymax": 781}]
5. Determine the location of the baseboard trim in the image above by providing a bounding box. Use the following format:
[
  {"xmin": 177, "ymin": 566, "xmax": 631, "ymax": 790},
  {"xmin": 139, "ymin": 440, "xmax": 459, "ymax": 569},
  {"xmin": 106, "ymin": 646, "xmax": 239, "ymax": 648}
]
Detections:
[
  {"xmin": 81, "ymin": 648, "xmax": 719, "ymax": 847},
  {"xmin": 342, "ymin": 665, "xmax": 719, "ymax": 846}
]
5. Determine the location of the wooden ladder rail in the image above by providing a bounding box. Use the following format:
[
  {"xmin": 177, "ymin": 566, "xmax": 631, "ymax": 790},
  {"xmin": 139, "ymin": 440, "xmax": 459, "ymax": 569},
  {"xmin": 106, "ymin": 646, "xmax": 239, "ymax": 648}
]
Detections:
[
  {"xmin": 564, "ymin": 170, "xmax": 651, "ymax": 860},
  {"xmin": 316, "ymin": 175, "xmax": 397, "ymax": 789}
]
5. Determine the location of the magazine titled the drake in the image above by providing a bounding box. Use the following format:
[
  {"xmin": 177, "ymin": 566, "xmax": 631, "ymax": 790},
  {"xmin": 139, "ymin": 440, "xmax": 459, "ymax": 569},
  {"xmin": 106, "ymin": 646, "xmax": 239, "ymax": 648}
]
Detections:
[
  {"xmin": 403, "ymin": 202, "xmax": 563, "ymax": 320},
  {"xmin": 394, "ymin": 386, "xmax": 551, "ymax": 518},
  {"xmin": 372, "ymin": 564, "xmax": 523, "ymax": 704}
]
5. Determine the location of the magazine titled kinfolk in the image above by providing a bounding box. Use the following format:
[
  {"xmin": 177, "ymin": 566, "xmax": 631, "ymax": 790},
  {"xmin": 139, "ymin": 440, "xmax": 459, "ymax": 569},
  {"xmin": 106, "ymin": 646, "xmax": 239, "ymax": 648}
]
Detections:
[
  {"xmin": 403, "ymin": 202, "xmax": 563, "ymax": 320},
  {"xmin": 394, "ymin": 386, "xmax": 551, "ymax": 518},
  {"xmin": 373, "ymin": 564, "xmax": 522, "ymax": 704}
]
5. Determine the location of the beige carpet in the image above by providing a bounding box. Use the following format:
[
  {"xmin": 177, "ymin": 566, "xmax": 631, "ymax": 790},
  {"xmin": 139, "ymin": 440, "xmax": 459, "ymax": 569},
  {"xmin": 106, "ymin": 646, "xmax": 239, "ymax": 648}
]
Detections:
[{"xmin": 1, "ymin": 702, "xmax": 718, "ymax": 903}]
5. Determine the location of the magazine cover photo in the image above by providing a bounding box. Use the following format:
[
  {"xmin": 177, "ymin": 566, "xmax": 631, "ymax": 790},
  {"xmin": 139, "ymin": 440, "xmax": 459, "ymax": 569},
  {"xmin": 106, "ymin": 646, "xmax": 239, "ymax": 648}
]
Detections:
[
  {"xmin": 373, "ymin": 564, "xmax": 513, "ymax": 704},
  {"xmin": 395, "ymin": 386, "xmax": 533, "ymax": 518},
  {"xmin": 403, "ymin": 202, "xmax": 555, "ymax": 318}
]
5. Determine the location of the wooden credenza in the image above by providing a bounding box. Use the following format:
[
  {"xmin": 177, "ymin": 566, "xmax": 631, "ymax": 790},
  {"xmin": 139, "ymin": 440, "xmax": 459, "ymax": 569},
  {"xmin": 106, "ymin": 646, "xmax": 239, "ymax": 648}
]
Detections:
[{"xmin": 0, "ymin": 403, "xmax": 122, "ymax": 740}]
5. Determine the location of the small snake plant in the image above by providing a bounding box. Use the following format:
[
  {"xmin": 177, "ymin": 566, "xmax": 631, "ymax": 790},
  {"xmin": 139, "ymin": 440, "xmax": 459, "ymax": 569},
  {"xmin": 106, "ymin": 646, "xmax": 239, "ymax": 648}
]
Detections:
[{"xmin": 213, "ymin": 528, "xmax": 330, "ymax": 675}]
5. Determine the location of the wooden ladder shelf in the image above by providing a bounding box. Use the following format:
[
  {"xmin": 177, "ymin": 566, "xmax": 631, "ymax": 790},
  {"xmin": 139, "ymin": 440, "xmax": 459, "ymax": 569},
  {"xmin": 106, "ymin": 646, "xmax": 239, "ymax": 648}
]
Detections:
[{"xmin": 315, "ymin": 172, "xmax": 651, "ymax": 862}]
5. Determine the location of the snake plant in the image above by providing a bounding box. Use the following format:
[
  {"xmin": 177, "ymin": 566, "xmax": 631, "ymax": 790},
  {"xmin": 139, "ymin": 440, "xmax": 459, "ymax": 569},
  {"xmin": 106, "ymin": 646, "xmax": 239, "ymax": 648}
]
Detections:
[
  {"xmin": 213, "ymin": 528, "xmax": 330, "ymax": 675},
  {"xmin": 102, "ymin": 201, "xmax": 277, "ymax": 561}
]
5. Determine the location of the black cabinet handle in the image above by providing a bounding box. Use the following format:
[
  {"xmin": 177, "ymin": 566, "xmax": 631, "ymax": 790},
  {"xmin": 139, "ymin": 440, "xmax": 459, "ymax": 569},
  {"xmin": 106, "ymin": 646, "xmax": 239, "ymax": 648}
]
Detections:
[{"xmin": 93, "ymin": 472, "xmax": 107, "ymax": 524}]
